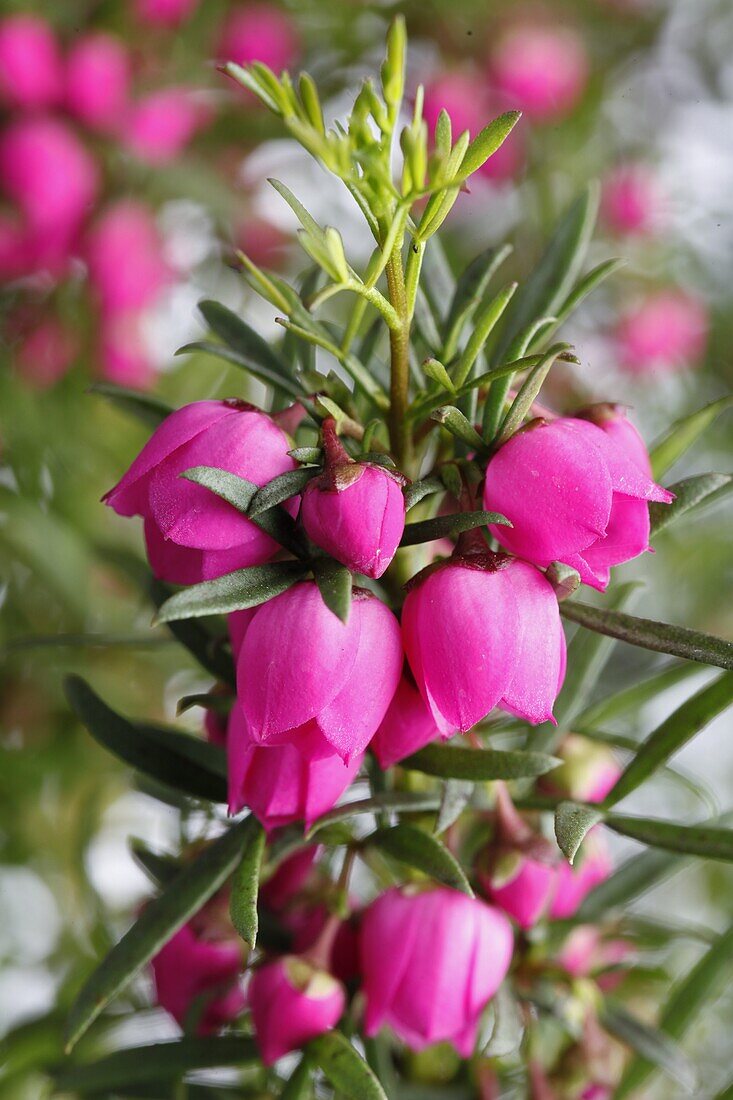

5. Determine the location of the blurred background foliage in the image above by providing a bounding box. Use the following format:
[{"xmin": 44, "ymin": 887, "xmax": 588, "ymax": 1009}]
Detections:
[{"xmin": 1, "ymin": 0, "xmax": 732, "ymax": 1096}]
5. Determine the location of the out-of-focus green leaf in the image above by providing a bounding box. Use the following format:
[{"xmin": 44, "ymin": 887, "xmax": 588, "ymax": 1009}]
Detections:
[
  {"xmin": 309, "ymin": 792, "xmax": 442, "ymax": 837},
  {"xmin": 560, "ymin": 600, "xmax": 733, "ymax": 670},
  {"xmin": 229, "ymin": 817, "xmax": 265, "ymax": 948},
  {"xmin": 89, "ymin": 382, "xmax": 174, "ymax": 427},
  {"xmin": 307, "ymin": 1032, "xmax": 387, "ymax": 1100},
  {"xmin": 155, "ymin": 561, "xmax": 308, "ymax": 624},
  {"xmin": 577, "ymin": 848, "xmax": 687, "ymax": 921},
  {"xmin": 442, "ymin": 243, "xmax": 513, "ymax": 356},
  {"xmin": 400, "ymin": 509, "xmax": 509, "ymax": 546},
  {"xmin": 54, "ymin": 1037, "xmax": 259, "ymax": 1093},
  {"xmin": 649, "ymin": 395, "xmax": 733, "ymax": 479},
  {"xmin": 65, "ymin": 820, "xmax": 253, "ymax": 1050},
  {"xmin": 196, "ymin": 299, "xmax": 301, "ymax": 396},
  {"xmin": 129, "ymin": 840, "xmax": 181, "ymax": 887},
  {"xmin": 605, "ymin": 672, "xmax": 733, "ymax": 806},
  {"xmin": 280, "ymin": 1056, "xmax": 313, "ymax": 1099},
  {"xmin": 65, "ymin": 676, "xmax": 227, "ymax": 803},
  {"xmin": 617, "ymin": 922, "xmax": 733, "ymax": 1097},
  {"xmin": 435, "ymin": 779, "xmax": 473, "ymax": 835},
  {"xmin": 369, "ymin": 823, "xmax": 473, "ymax": 895},
  {"xmin": 554, "ymin": 802, "xmax": 604, "ymax": 863},
  {"xmin": 402, "ymin": 743, "xmax": 560, "ymax": 781},
  {"xmin": 313, "ymin": 558, "xmax": 352, "ymax": 624},
  {"xmin": 150, "ymin": 579, "xmax": 235, "ymax": 685},
  {"xmin": 601, "ymin": 1004, "xmax": 696, "ymax": 1093},
  {"xmin": 604, "ymin": 814, "xmax": 733, "ymax": 860},
  {"xmin": 177, "ymin": 340, "xmax": 303, "ymax": 399},
  {"xmin": 574, "ymin": 662, "xmax": 700, "ymax": 728},
  {"xmin": 650, "ymin": 472, "xmax": 732, "ymax": 536}
]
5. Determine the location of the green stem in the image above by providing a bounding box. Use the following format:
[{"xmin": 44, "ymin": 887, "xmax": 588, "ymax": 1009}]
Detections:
[{"xmin": 385, "ymin": 244, "xmax": 412, "ymax": 470}]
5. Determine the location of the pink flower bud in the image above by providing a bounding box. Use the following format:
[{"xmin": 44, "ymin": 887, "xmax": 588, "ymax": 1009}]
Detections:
[
  {"xmin": 249, "ymin": 956, "xmax": 345, "ymax": 1065},
  {"xmin": 226, "ymin": 703, "xmax": 362, "ymax": 829},
  {"xmin": 549, "ymin": 829, "xmax": 612, "ymax": 920},
  {"xmin": 402, "ymin": 555, "xmax": 566, "ymax": 734},
  {"xmin": 482, "ymin": 853, "xmax": 558, "ymax": 930},
  {"xmin": 300, "ymin": 421, "xmax": 406, "ymax": 579},
  {"xmin": 104, "ymin": 400, "xmax": 296, "ymax": 584},
  {"xmin": 217, "ymin": 3, "xmax": 300, "ymax": 73},
  {"xmin": 0, "ymin": 117, "xmax": 98, "ymax": 251},
  {"xmin": 616, "ymin": 290, "xmax": 708, "ymax": 376},
  {"xmin": 65, "ymin": 33, "xmax": 131, "ymax": 134},
  {"xmin": 360, "ymin": 886, "xmax": 513, "ymax": 1055},
  {"xmin": 542, "ymin": 734, "xmax": 621, "ymax": 804},
  {"xmin": 124, "ymin": 87, "xmax": 210, "ymax": 164},
  {"xmin": 0, "ymin": 15, "xmax": 63, "ymax": 111},
  {"xmin": 484, "ymin": 414, "xmax": 674, "ymax": 592},
  {"xmin": 422, "ymin": 71, "xmax": 522, "ymax": 182},
  {"xmin": 151, "ymin": 920, "xmax": 245, "ymax": 1034},
  {"xmin": 134, "ymin": 0, "xmax": 198, "ymax": 27},
  {"xmin": 14, "ymin": 317, "xmax": 76, "ymax": 389},
  {"xmin": 371, "ymin": 671, "xmax": 442, "ymax": 768},
  {"xmin": 601, "ymin": 164, "xmax": 661, "ymax": 236},
  {"xmin": 235, "ymin": 582, "xmax": 402, "ymax": 763},
  {"xmin": 489, "ymin": 25, "xmax": 589, "ymax": 122}
]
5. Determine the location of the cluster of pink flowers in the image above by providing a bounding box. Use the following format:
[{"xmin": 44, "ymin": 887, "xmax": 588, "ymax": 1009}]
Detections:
[{"xmin": 105, "ymin": 391, "xmax": 666, "ymax": 1062}]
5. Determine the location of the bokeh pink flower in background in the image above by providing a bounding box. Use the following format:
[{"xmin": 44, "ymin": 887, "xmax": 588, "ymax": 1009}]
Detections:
[
  {"xmin": 601, "ymin": 163, "xmax": 662, "ymax": 236},
  {"xmin": 0, "ymin": 15, "xmax": 63, "ymax": 111},
  {"xmin": 151, "ymin": 919, "xmax": 245, "ymax": 1034},
  {"xmin": 218, "ymin": 3, "xmax": 300, "ymax": 71},
  {"xmin": 65, "ymin": 33, "xmax": 131, "ymax": 134},
  {"xmin": 134, "ymin": 0, "xmax": 199, "ymax": 27},
  {"xmin": 123, "ymin": 87, "xmax": 211, "ymax": 164},
  {"xmin": 489, "ymin": 23, "xmax": 588, "ymax": 121},
  {"xmin": 249, "ymin": 957, "xmax": 345, "ymax": 1065},
  {"xmin": 616, "ymin": 289, "xmax": 708, "ymax": 375}
]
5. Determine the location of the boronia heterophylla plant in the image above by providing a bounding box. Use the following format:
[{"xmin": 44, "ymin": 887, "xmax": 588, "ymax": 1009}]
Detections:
[{"xmin": 60, "ymin": 18, "xmax": 733, "ymax": 1100}]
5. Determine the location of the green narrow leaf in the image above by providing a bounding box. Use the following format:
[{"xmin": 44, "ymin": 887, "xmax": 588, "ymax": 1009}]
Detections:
[
  {"xmin": 442, "ymin": 243, "xmax": 513, "ymax": 358},
  {"xmin": 181, "ymin": 467, "xmax": 301, "ymax": 554},
  {"xmin": 403, "ymin": 476, "xmax": 444, "ymax": 512},
  {"xmin": 64, "ymin": 677, "xmax": 227, "ymax": 802},
  {"xmin": 574, "ymin": 662, "xmax": 700, "ymax": 728},
  {"xmin": 312, "ymin": 558, "xmax": 353, "ymax": 624},
  {"xmin": 249, "ymin": 468, "xmax": 317, "ymax": 515},
  {"xmin": 617, "ymin": 922, "xmax": 733, "ymax": 1098},
  {"xmin": 605, "ymin": 672, "xmax": 733, "ymax": 806},
  {"xmin": 400, "ymin": 509, "xmax": 509, "ymax": 547},
  {"xmin": 435, "ymin": 779, "xmax": 473, "ymax": 835},
  {"xmin": 149, "ymin": 580, "xmax": 235, "ymax": 685},
  {"xmin": 601, "ymin": 1004, "xmax": 696, "ymax": 1093},
  {"xmin": 457, "ymin": 111, "xmax": 522, "ymax": 180},
  {"xmin": 198, "ymin": 299, "xmax": 298, "ymax": 389},
  {"xmin": 89, "ymin": 383, "xmax": 173, "ymax": 427},
  {"xmin": 402, "ymin": 743, "xmax": 560, "ymax": 781},
  {"xmin": 452, "ymin": 282, "xmax": 518, "ymax": 389},
  {"xmin": 307, "ymin": 1031, "xmax": 387, "ymax": 1100},
  {"xmin": 560, "ymin": 600, "xmax": 733, "ymax": 671},
  {"xmin": 604, "ymin": 814, "xmax": 733, "ymax": 861},
  {"xmin": 577, "ymin": 848, "xmax": 687, "ymax": 921},
  {"xmin": 54, "ymin": 1037, "xmax": 259, "ymax": 1094},
  {"xmin": 129, "ymin": 841, "xmax": 181, "ymax": 887},
  {"xmin": 229, "ymin": 817, "xmax": 266, "ymax": 948},
  {"xmin": 177, "ymin": 340, "xmax": 303, "ymax": 399},
  {"xmin": 494, "ymin": 342, "xmax": 575, "ymax": 444},
  {"xmin": 649, "ymin": 395, "xmax": 733, "ymax": 479},
  {"xmin": 65, "ymin": 821, "xmax": 252, "ymax": 1050},
  {"xmin": 280, "ymin": 1056, "xmax": 313, "ymax": 1099},
  {"xmin": 309, "ymin": 791, "xmax": 442, "ymax": 837},
  {"xmin": 431, "ymin": 405, "xmax": 485, "ymax": 450},
  {"xmin": 537, "ymin": 257, "xmax": 624, "ymax": 346},
  {"xmin": 155, "ymin": 561, "xmax": 308, "ymax": 624},
  {"xmin": 650, "ymin": 473, "xmax": 732, "ymax": 537},
  {"xmin": 369, "ymin": 823, "xmax": 474, "ymax": 895},
  {"xmin": 554, "ymin": 802, "xmax": 604, "ymax": 863}
]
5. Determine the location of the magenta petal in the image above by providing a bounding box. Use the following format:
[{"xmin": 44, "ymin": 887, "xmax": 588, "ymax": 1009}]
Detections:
[
  {"xmin": 316, "ymin": 594, "xmax": 402, "ymax": 761},
  {"xmin": 144, "ymin": 518, "xmax": 266, "ymax": 585},
  {"xmin": 238, "ymin": 582, "xmax": 361, "ymax": 741},
  {"xmin": 361, "ymin": 888, "xmax": 423, "ymax": 1037},
  {"xmin": 596, "ymin": 413, "xmax": 653, "ymax": 475},
  {"xmin": 562, "ymin": 551, "xmax": 610, "ymax": 593},
  {"xmin": 564, "ymin": 418, "xmax": 673, "ymax": 503},
  {"xmin": 581, "ymin": 495, "xmax": 652, "ymax": 575},
  {"xmin": 487, "ymin": 858, "xmax": 557, "ymax": 930},
  {"xmin": 371, "ymin": 673, "xmax": 442, "ymax": 769},
  {"xmin": 148, "ymin": 409, "xmax": 295, "ymax": 550},
  {"xmin": 228, "ymin": 608, "xmax": 256, "ymax": 662},
  {"xmin": 403, "ymin": 564, "xmax": 520, "ymax": 734},
  {"xmin": 499, "ymin": 561, "xmax": 566, "ymax": 725},
  {"xmin": 485, "ymin": 420, "xmax": 613, "ymax": 564},
  {"xmin": 103, "ymin": 400, "xmax": 232, "ymax": 516}
]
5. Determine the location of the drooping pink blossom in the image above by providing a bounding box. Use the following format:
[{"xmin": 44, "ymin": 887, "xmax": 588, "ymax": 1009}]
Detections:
[
  {"xmin": 402, "ymin": 555, "xmax": 566, "ymax": 734},
  {"xmin": 371, "ymin": 671, "xmax": 442, "ymax": 769},
  {"xmin": 616, "ymin": 290, "xmax": 708, "ymax": 376},
  {"xmin": 226, "ymin": 703, "xmax": 362, "ymax": 829},
  {"xmin": 557, "ymin": 924, "xmax": 631, "ymax": 984},
  {"xmin": 300, "ymin": 420, "xmax": 406, "ymax": 579},
  {"xmin": 123, "ymin": 87, "xmax": 211, "ymax": 164},
  {"xmin": 65, "ymin": 33, "xmax": 131, "ymax": 134},
  {"xmin": 422, "ymin": 70, "xmax": 523, "ymax": 182},
  {"xmin": 489, "ymin": 24, "xmax": 589, "ymax": 122},
  {"xmin": 151, "ymin": 920, "xmax": 245, "ymax": 1034},
  {"xmin": 134, "ymin": 0, "xmax": 198, "ymax": 27},
  {"xmin": 360, "ymin": 886, "xmax": 513, "ymax": 1055},
  {"xmin": 601, "ymin": 164, "xmax": 661, "ymax": 236},
  {"xmin": 484, "ymin": 413, "xmax": 674, "ymax": 591},
  {"xmin": 249, "ymin": 956, "xmax": 345, "ymax": 1065},
  {"xmin": 104, "ymin": 400, "xmax": 296, "ymax": 583},
  {"xmin": 541, "ymin": 734, "xmax": 621, "ymax": 804},
  {"xmin": 549, "ymin": 828, "xmax": 613, "ymax": 920},
  {"xmin": 218, "ymin": 3, "xmax": 300, "ymax": 73},
  {"xmin": 236, "ymin": 582, "xmax": 402, "ymax": 763},
  {"xmin": 0, "ymin": 15, "xmax": 63, "ymax": 111},
  {"xmin": 482, "ymin": 854, "xmax": 558, "ymax": 931}
]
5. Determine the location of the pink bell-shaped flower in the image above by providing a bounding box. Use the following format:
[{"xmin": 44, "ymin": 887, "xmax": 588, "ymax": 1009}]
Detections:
[
  {"xmin": 549, "ymin": 828, "xmax": 613, "ymax": 920},
  {"xmin": 249, "ymin": 956, "xmax": 345, "ymax": 1065},
  {"xmin": 360, "ymin": 885, "xmax": 513, "ymax": 1055},
  {"xmin": 151, "ymin": 905, "xmax": 245, "ymax": 1034},
  {"xmin": 371, "ymin": 669, "xmax": 443, "ymax": 768},
  {"xmin": 540, "ymin": 734, "xmax": 621, "ymax": 805},
  {"xmin": 300, "ymin": 420, "xmax": 406, "ymax": 579},
  {"xmin": 0, "ymin": 15, "xmax": 63, "ymax": 111},
  {"xmin": 402, "ymin": 553, "xmax": 566, "ymax": 734},
  {"xmin": 226, "ymin": 703, "xmax": 362, "ymax": 829},
  {"xmin": 65, "ymin": 33, "xmax": 131, "ymax": 134},
  {"xmin": 484, "ymin": 412, "xmax": 674, "ymax": 591},
  {"xmin": 236, "ymin": 582, "xmax": 402, "ymax": 763},
  {"xmin": 104, "ymin": 400, "xmax": 296, "ymax": 584}
]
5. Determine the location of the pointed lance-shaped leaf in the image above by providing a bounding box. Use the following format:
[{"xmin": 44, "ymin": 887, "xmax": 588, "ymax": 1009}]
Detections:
[
  {"xmin": 196, "ymin": 299, "xmax": 300, "ymax": 394},
  {"xmin": 180, "ymin": 466, "xmax": 302, "ymax": 555},
  {"xmin": 155, "ymin": 561, "xmax": 309, "ymax": 625},
  {"xmin": 402, "ymin": 743, "xmax": 560, "ymax": 781},
  {"xmin": 458, "ymin": 110, "xmax": 522, "ymax": 180},
  {"xmin": 149, "ymin": 579, "xmax": 235, "ymax": 686},
  {"xmin": 494, "ymin": 342, "xmax": 575, "ymax": 445},
  {"xmin": 129, "ymin": 841, "xmax": 181, "ymax": 888},
  {"xmin": 442, "ymin": 242, "xmax": 513, "ymax": 358},
  {"xmin": 650, "ymin": 395, "xmax": 733, "ymax": 479},
  {"xmin": 176, "ymin": 340, "xmax": 303, "ymax": 399},
  {"xmin": 574, "ymin": 662, "xmax": 700, "ymax": 730},
  {"xmin": 403, "ymin": 476, "xmax": 444, "ymax": 512},
  {"xmin": 601, "ymin": 1004, "xmax": 696, "ymax": 1094},
  {"xmin": 229, "ymin": 817, "xmax": 266, "ymax": 948},
  {"xmin": 312, "ymin": 557, "xmax": 353, "ymax": 624},
  {"xmin": 89, "ymin": 383, "xmax": 173, "ymax": 428},
  {"xmin": 431, "ymin": 405, "xmax": 485, "ymax": 450},
  {"xmin": 400, "ymin": 509, "xmax": 510, "ymax": 547},
  {"xmin": 307, "ymin": 1031, "xmax": 388, "ymax": 1100},
  {"xmin": 604, "ymin": 813, "xmax": 733, "ymax": 861},
  {"xmin": 554, "ymin": 802, "xmax": 604, "ymax": 864},
  {"xmin": 435, "ymin": 779, "xmax": 473, "ymax": 836},
  {"xmin": 368, "ymin": 823, "xmax": 474, "ymax": 896},
  {"xmin": 650, "ymin": 473, "xmax": 732, "ymax": 537}
]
